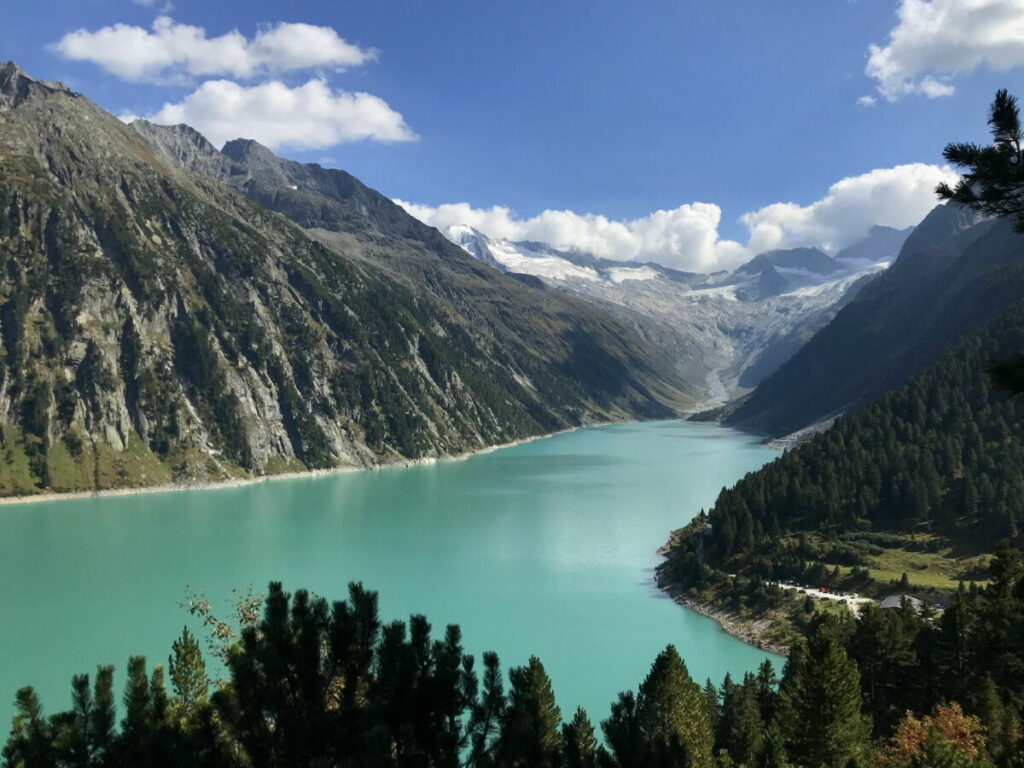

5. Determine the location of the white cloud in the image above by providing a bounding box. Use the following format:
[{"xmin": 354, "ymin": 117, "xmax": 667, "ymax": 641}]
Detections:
[
  {"xmin": 857, "ymin": 95, "xmax": 877, "ymax": 107},
  {"xmin": 52, "ymin": 16, "xmax": 375, "ymax": 82},
  {"xmin": 741, "ymin": 163, "xmax": 957, "ymax": 253},
  {"xmin": 396, "ymin": 163, "xmax": 957, "ymax": 272},
  {"xmin": 132, "ymin": 79, "xmax": 416, "ymax": 149},
  {"xmin": 866, "ymin": 0, "xmax": 1024, "ymax": 101},
  {"xmin": 394, "ymin": 200, "xmax": 747, "ymax": 273}
]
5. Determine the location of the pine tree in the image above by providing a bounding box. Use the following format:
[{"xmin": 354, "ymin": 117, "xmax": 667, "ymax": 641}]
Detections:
[
  {"xmin": 754, "ymin": 660, "xmax": 779, "ymax": 724},
  {"xmin": 468, "ymin": 651, "xmax": 506, "ymax": 766},
  {"xmin": 937, "ymin": 89, "xmax": 1024, "ymax": 228},
  {"xmin": 778, "ymin": 620, "xmax": 870, "ymax": 767},
  {"xmin": 119, "ymin": 656, "xmax": 154, "ymax": 764},
  {"xmin": 704, "ymin": 678, "xmax": 720, "ymax": 739},
  {"xmin": 169, "ymin": 626, "xmax": 208, "ymax": 722},
  {"xmin": 90, "ymin": 665, "xmax": 116, "ymax": 762},
  {"xmin": 636, "ymin": 645, "xmax": 714, "ymax": 767},
  {"xmin": 970, "ymin": 675, "xmax": 1022, "ymax": 764},
  {"xmin": 602, "ymin": 691, "xmax": 644, "ymax": 768},
  {"xmin": 2, "ymin": 687, "xmax": 54, "ymax": 768},
  {"xmin": 758, "ymin": 723, "xmax": 791, "ymax": 768},
  {"xmin": 495, "ymin": 656, "xmax": 562, "ymax": 768},
  {"xmin": 52, "ymin": 674, "xmax": 92, "ymax": 767},
  {"xmin": 562, "ymin": 707, "xmax": 599, "ymax": 768},
  {"xmin": 719, "ymin": 677, "xmax": 764, "ymax": 766}
]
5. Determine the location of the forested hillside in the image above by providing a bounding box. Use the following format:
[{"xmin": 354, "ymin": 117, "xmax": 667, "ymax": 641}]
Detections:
[
  {"xmin": 662, "ymin": 298, "xmax": 1024, "ymax": 597},
  {"xmin": 723, "ymin": 203, "xmax": 1024, "ymax": 437}
]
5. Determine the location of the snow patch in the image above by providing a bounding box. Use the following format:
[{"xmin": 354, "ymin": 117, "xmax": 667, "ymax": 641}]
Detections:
[
  {"xmin": 607, "ymin": 266, "xmax": 660, "ymax": 284},
  {"xmin": 487, "ymin": 240, "xmax": 600, "ymax": 282}
]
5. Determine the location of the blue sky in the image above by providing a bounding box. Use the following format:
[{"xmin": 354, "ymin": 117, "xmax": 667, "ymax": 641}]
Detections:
[{"xmin": 4, "ymin": 0, "xmax": 1023, "ymax": 270}]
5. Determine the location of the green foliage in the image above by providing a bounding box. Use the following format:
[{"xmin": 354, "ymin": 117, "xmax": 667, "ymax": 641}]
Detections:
[
  {"xmin": 496, "ymin": 656, "xmax": 563, "ymax": 768},
  {"xmin": 168, "ymin": 627, "xmax": 208, "ymax": 724},
  {"xmin": 777, "ymin": 618, "xmax": 871, "ymax": 767},
  {"xmin": 635, "ymin": 645, "xmax": 714, "ymax": 767},
  {"xmin": 171, "ymin": 315, "xmax": 252, "ymax": 469},
  {"xmin": 9, "ymin": 571, "xmax": 1024, "ymax": 767},
  {"xmin": 670, "ymin": 299, "xmax": 1024, "ymax": 600},
  {"xmin": 937, "ymin": 90, "xmax": 1024, "ymax": 230},
  {"xmin": 563, "ymin": 707, "xmax": 600, "ymax": 768}
]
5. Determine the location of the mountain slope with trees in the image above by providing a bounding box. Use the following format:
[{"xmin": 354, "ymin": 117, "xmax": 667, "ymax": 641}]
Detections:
[
  {"xmin": 661, "ymin": 296, "xmax": 1024, "ymax": 603},
  {"xmin": 0, "ymin": 62, "xmax": 691, "ymax": 496}
]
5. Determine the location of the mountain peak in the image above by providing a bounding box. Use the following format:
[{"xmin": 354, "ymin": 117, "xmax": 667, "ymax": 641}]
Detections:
[
  {"xmin": 222, "ymin": 138, "xmax": 277, "ymax": 165},
  {"xmin": 133, "ymin": 120, "xmax": 216, "ymax": 152},
  {"xmin": 0, "ymin": 61, "xmax": 72, "ymax": 109}
]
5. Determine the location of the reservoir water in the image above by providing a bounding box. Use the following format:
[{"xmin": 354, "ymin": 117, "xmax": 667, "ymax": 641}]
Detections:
[{"xmin": 0, "ymin": 420, "xmax": 779, "ymax": 724}]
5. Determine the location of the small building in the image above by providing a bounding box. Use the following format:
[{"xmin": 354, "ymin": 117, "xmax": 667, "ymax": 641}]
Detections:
[{"xmin": 880, "ymin": 594, "xmax": 924, "ymax": 611}]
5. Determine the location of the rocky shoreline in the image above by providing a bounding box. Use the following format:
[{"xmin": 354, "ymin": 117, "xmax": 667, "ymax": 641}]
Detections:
[
  {"xmin": 0, "ymin": 421, "xmax": 614, "ymax": 508},
  {"xmin": 658, "ymin": 580, "xmax": 790, "ymax": 657}
]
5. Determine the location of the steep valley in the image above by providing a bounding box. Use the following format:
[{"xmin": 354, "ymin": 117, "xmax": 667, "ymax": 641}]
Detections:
[{"xmin": 0, "ymin": 62, "xmax": 692, "ymax": 496}]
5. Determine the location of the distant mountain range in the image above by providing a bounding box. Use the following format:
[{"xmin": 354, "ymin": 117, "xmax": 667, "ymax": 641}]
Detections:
[
  {"xmin": 722, "ymin": 203, "xmax": 1024, "ymax": 437},
  {"xmin": 0, "ymin": 62, "xmax": 692, "ymax": 496},
  {"xmin": 441, "ymin": 223, "xmax": 912, "ymax": 405},
  {"xmin": 1, "ymin": 58, "xmax": 998, "ymax": 498}
]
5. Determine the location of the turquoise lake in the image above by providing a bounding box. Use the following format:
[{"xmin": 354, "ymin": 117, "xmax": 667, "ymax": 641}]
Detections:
[{"xmin": 0, "ymin": 420, "xmax": 779, "ymax": 724}]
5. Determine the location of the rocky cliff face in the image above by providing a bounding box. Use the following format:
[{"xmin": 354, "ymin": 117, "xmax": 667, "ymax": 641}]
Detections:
[{"xmin": 0, "ymin": 63, "xmax": 691, "ymax": 496}]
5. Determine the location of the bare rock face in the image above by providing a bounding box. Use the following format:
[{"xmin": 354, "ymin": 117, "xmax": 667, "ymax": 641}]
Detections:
[{"xmin": 0, "ymin": 64, "xmax": 692, "ymax": 497}]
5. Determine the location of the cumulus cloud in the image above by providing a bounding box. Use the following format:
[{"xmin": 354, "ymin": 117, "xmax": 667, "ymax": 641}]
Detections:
[
  {"xmin": 866, "ymin": 0, "xmax": 1024, "ymax": 101},
  {"xmin": 396, "ymin": 163, "xmax": 957, "ymax": 272},
  {"xmin": 129, "ymin": 79, "xmax": 416, "ymax": 149},
  {"xmin": 52, "ymin": 16, "xmax": 375, "ymax": 82},
  {"xmin": 740, "ymin": 163, "xmax": 958, "ymax": 254},
  {"xmin": 394, "ymin": 200, "xmax": 747, "ymax": 273}
]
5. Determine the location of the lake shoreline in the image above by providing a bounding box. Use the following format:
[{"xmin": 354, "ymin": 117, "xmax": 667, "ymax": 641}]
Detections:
[
  {"xmin": 656, "ymin": 578, "xmax": 790, "ymax": 657},
  {"xmin": 0, "ymin": 420, "xmax": 618, "ymax": 508}
]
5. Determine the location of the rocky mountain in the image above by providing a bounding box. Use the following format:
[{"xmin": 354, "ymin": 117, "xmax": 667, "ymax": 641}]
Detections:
[
  {"xmin": 0, "ymin": 62, "xmax": 693, "ymax": 496},
  {"xmin": 722, "ymin": 203, "xmax": 1024, "ymax": 437},
  {"xmin": 439, "ymin": 226, "xmax": 905, "ymax": 406}
]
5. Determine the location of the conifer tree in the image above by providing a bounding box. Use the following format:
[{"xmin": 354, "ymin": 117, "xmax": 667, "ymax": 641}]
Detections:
[
  {"xmin": 758, "ymin": 723, "xmax": 791, "ymax": 768},
  {"xmin": 468, "ymin": 651, "xmax": 506, "ymax": 765},
  {"xmin": 562, "ymin": 707, "xmax": 599, "ymax": 768},
  {"xmin": 754, "ymin": 660, "xmax": 778, "ymax": 725},
  {"xmin": 937, "ymin": 89, "xmax": 1024, "ymax": 228},
  {"xmin": 168, "ymin": 626, "xmax": 208, "ymax": 723},
  {"xmin": 2, "ymin": 687, "xmax": 53, "ymax": 768},
  {"xmin": 601, "ymin": 690, "xmax": 644, "ymax": 768},
  {"xmin": 703, "ymin": 678, "xmax": 720, "ymax": 739},
  {"xmin": 635, "ymin": 645, "xmax": 714, "ymax": 767},
  {"xmin": 495, "ymin": 656, "xmax": 562, "ymax": 768},
  {"xmin": 54, "ymin": 674, "xmax": 92, "ymax": 768},
  {"xmin": 778, "ymin": 620, "xmax": 870, "ymax": 767},
  {"xmin": 90, "ymin": 665, "xmax": 116, "ymax": 762},
  {"xmin": 719, "ymin": 676, "xmax": 764, "ymax": 766}
]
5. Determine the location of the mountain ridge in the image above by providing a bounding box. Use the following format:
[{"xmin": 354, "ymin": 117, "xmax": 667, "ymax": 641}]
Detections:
[
  {"xmin": 723, "ymin": 203, "xmax": 1024, "ymax": 437},
  {"xmin": 439, "ymin": 224, "xmax": 904, "ymax": 403},
  {"xmin": 0, "ymin": 63, "xmax": 692, "ymax": 496}
]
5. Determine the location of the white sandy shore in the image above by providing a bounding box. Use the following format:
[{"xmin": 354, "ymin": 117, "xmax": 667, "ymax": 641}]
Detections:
[{"xmin": 0, "ymin": 422, "xmax": 617, "ymax": 508}]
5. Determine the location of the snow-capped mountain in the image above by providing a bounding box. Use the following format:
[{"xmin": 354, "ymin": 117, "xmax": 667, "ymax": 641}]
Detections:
[{"xmin": 442, "ymin": 224, "xmax": 912, "ymax": 407}]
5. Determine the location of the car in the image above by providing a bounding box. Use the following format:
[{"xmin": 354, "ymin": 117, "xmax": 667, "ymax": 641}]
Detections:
[
  {"xmin": 838, "ymin": 599, "xmax": 847, "ymax": 604},
  {"xmin": 798, "ymin": 589, "xmax": 806, "ymax": 593}
]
